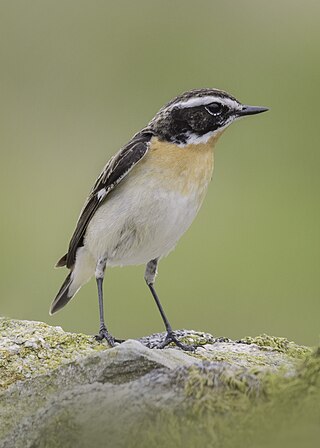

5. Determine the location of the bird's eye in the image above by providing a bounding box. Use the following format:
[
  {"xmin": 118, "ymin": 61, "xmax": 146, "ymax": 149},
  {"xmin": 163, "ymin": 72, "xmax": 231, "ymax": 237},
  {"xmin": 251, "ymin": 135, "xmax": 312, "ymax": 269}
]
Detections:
[{"xmin": 205, "ymin": 102, "xmax": 223, "ymax": 116}]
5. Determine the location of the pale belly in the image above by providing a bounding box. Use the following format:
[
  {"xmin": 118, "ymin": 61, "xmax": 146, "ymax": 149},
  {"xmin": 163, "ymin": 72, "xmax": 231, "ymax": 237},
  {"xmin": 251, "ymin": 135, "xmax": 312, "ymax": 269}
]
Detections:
[
  {"xmin": 84, "ymin": 177, "xmax": 208, "ymax": 266},
  {"xmin": 83, "ymin": 137, "xmax": 214, "ymax": 267}
]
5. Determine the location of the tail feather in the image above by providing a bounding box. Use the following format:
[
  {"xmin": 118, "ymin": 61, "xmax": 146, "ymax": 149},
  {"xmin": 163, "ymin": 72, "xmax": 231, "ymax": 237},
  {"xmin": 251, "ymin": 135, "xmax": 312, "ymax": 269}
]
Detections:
[
  {"xmin": 51, "ymin": 247, "xmax": 95, "ymax": 315},
  {"xmin": 50, "ymin": 273, "xmax": 73, "ymax": 315},
  {"xmin": 55, "ymin": 253, "xmax": 67, "ymax": 268}
]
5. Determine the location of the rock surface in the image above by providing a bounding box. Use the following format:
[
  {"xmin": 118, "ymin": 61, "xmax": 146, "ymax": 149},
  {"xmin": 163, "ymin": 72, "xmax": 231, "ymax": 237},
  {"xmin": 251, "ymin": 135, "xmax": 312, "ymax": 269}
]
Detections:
[{"xmin": 0, "ymin": 317, "xmax": 319, "ymax": 448}]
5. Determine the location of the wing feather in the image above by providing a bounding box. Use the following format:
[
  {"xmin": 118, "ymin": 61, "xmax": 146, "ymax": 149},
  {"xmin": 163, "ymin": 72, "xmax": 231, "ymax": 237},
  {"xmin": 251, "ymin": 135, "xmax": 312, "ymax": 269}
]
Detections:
[{"xmin": 61, "ymin": 130, "xmax": 153, "ymax": 269}]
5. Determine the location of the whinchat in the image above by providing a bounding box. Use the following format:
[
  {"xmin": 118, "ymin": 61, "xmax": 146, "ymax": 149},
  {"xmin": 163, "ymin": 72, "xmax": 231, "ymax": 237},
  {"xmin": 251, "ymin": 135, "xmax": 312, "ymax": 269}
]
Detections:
[{"xmin": 51, "ymin": 88, "xmax": 268, "ymax": 350}]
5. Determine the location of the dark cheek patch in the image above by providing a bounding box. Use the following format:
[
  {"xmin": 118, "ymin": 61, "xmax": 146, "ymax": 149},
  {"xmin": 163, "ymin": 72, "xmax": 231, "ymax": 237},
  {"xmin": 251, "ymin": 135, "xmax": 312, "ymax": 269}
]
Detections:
[
  {"xmin": 187, "ymin": 111, "xmax": 215, "ymax": 133},
  {"xmin": 155, "ymin": 105, "xmax": 228, "ymax": 144}
]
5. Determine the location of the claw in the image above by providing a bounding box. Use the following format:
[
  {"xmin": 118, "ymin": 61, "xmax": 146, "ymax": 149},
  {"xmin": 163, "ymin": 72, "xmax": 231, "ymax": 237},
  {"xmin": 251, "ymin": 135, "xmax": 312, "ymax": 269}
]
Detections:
[
  {"xmin": 157, "ymin": 331, "xmax": 196, "ymax": 351},
  {"xmin": 95, "ymin": 327, "xmax": 116, "ymax": 347}
]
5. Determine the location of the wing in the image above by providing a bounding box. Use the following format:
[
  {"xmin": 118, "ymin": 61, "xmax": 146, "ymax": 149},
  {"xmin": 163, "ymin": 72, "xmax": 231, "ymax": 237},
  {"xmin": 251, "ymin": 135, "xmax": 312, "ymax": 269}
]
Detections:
[{"xmin": 58, "ymin": 129, "xmax": 154, "ymax": 269}]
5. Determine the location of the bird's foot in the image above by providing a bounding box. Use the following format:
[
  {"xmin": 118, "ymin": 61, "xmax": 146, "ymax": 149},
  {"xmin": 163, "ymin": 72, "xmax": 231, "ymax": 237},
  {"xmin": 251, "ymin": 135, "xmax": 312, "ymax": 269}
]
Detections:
[
  {"xmin": 95, "ymin": 326, "xmax": 123, "ymax": 347},
  {"xmin": 157, "ymin": 331, "xmax": 196, "ymax": 351}
]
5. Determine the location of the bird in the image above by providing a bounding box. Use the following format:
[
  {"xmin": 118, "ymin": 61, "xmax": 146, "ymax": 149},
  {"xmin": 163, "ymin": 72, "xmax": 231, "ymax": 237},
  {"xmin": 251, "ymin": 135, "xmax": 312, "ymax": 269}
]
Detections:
[{"xmin": 50, "ymin": 88, "xmax": 268, "ymax": 350}]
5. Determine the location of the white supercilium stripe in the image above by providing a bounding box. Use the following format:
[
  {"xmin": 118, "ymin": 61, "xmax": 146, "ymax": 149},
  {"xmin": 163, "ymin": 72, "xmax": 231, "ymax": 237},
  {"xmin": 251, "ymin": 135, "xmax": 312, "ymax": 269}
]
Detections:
[{"xmin": 170, "ymin": 96, "xmax": 241, "ymax": 111}]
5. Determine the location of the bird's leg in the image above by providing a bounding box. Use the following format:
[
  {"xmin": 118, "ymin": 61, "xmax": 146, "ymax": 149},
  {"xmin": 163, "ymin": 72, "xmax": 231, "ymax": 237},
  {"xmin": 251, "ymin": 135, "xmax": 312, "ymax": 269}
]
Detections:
[
  {"xmin": 145, "ymin": 259, "xmax": 195, "ymax": 351},
  {"xmin": 94, "ymin": 257, "xmax": 119, "ymax": 346}
]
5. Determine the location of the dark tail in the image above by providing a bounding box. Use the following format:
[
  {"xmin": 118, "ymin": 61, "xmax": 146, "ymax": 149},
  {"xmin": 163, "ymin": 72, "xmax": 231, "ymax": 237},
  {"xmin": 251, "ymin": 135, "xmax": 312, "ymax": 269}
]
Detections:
[
  {"xmin": 50, "ymin": 273, "xmax": 73, "ymax": 315},
  {"xmin": 55, "ymin": 253, "xmax": 67, "ymax": 268}
]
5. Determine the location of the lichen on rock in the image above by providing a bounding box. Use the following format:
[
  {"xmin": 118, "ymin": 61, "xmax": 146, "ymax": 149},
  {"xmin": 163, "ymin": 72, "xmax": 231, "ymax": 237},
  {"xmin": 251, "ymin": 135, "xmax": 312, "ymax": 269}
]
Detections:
[
  {"xmin": 0, "ymin": 317, "xmax": 107, "ymax": 390},
  {"xmin": 0, "ymin": 317, "xmax": 318, "ymax": 448}
]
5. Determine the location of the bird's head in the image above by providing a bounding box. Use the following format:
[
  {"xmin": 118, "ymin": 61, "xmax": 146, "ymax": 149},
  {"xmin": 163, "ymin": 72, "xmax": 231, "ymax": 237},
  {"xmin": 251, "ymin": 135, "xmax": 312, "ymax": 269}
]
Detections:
[{"xmin": 149, "ymin": 88, "xmax": 268, "ymax": 146}]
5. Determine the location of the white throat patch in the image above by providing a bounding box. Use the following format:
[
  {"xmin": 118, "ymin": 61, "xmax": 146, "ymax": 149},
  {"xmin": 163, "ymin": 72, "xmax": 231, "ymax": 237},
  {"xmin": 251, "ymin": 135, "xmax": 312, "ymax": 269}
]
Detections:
[{"xmin": 176, "ymin": 123, "xmax": 231, "ymax": 147}]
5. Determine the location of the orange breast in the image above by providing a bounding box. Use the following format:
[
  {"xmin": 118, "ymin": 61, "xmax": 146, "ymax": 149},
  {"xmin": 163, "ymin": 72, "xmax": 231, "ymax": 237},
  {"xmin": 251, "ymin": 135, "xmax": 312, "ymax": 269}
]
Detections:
[{"xmin": 141, "ymin": 135, "xmax": 220, "ymax": 197}]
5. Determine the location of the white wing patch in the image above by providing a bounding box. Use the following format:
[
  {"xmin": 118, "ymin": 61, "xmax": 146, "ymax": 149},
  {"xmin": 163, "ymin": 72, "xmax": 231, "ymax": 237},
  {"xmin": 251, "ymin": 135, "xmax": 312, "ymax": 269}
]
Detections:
[{"xmin": 97, "ymin": 188, "xmax": 107, "ymax": 201}]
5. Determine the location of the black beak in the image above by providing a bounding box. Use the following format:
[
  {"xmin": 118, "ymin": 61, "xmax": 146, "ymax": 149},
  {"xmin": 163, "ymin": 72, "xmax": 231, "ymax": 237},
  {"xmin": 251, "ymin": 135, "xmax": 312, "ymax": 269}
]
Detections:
[{"xmin": 237, "ymin": 105, "xmax": 269, "ymax": 117}]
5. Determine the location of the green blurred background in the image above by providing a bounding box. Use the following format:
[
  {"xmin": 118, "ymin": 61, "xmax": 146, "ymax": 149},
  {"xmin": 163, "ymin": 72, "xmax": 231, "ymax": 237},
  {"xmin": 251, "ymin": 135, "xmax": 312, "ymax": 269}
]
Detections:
[{"xmin": 1, "ymin": 0, "xmax": 319, "ymax": 347}]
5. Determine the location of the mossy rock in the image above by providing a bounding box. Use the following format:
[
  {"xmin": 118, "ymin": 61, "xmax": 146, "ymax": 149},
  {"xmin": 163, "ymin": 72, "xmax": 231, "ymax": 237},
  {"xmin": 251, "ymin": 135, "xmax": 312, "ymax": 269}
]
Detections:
[{"xmin": 0, "ymin": 318, "xmax": 318, "ymax": 448}]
